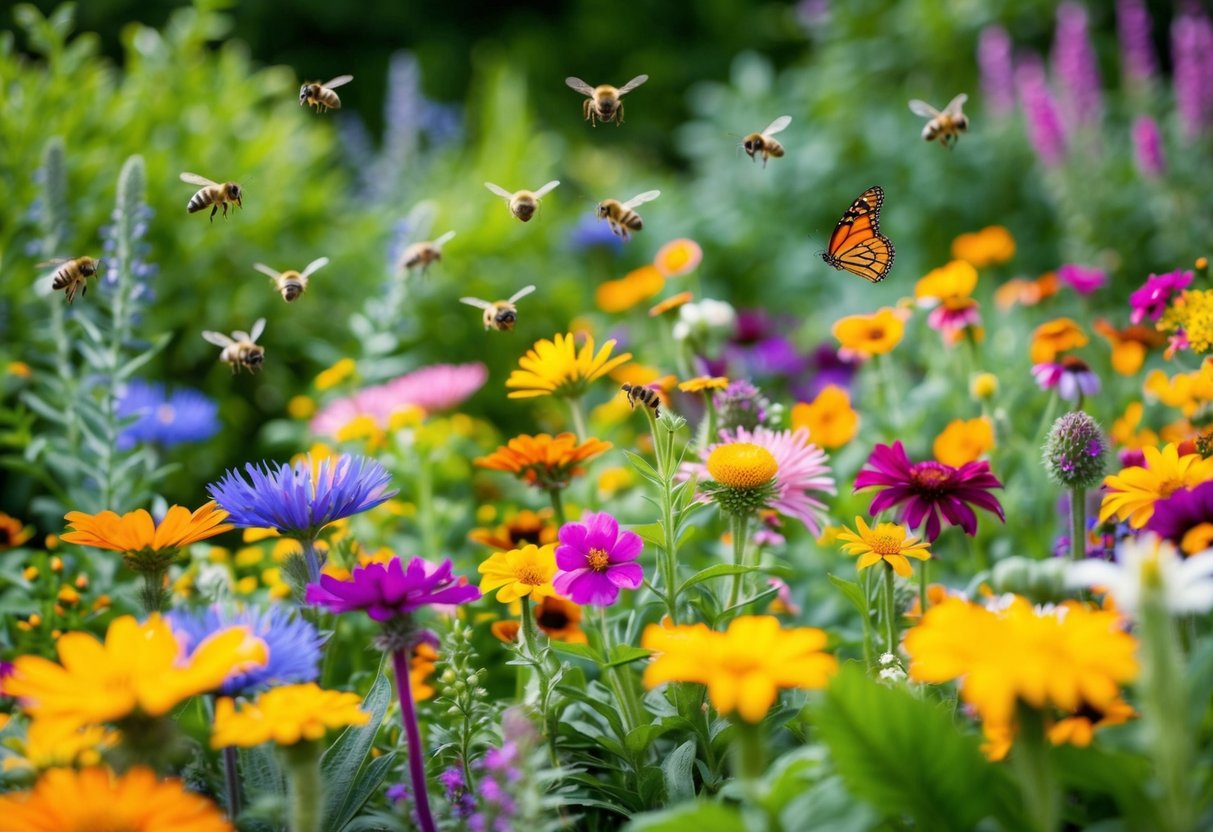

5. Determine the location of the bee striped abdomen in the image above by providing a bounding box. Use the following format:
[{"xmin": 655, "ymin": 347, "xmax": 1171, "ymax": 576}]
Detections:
[{"xmin": 187, "ymin": 187, "xmax": 216, "ymax": 213}]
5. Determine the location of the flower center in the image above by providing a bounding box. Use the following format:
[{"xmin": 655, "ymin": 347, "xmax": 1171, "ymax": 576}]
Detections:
[
  {"xmin": 867, "ymin": 326, "xmax": 886, "ymax": 341},
  {"xmin": 910, "ymin": 462, "xmax": 953, "ymax": 495},
  {"xmin": 537, "ymin": 608, "xmax": 571, "ymax": 630},
  {"xmin": 516, "ymin": 565, "xmax": 546, "ymax": 586},
  {"xmin": 707, "ymin": 443, "xmax": 778, "ymax": 490},
  {"xmin": 870, "ymin": 533, "xmax": 904, "ymax": 557},
  {"xmin": 586, "ymin": 547, "xmax": 611, "ymax": 572},
  {"xmin": 156, "ymin": 403, "xmax": 176, "ymax": 424}
]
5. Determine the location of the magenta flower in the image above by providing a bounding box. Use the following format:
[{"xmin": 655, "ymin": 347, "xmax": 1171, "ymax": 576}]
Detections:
[
  {"xmin": 1050, "ymin": 2, "xmax": 1102, "ymax": 127},
  {"xmin": 553, "ymin": 511, "xmax": 643, "ymax": 606},
  {"xmin": 1132, "ymin": 116, "xmax": 1166, "ymax": 177},
  {"xmin": 1057, "ymin": 264, "xmax": 1107, "ymax": 295},
  {"xmin": 1117, "ymin": 0, "xmax": 1157, "ymax": 85},
  {"xmin": 1172, "ymin": 8, "xmax": 1213, "ymax": 139},
  {"xmin": 926, "ymin": 300, "xmax": 981, "ymax": 341},
  {"xmin": 1130, "ymin": 270, "xmax": 1193, "ymax": 324},
  {"xmin": 1032, "ymin": 357, "xmax": 1101, "ymax": 403},
  {"xmin": 1146, "ymin": 482, "xmax": 1213, "ymax": 553},
  {"xmin": 853, "ymin": 441, "xmax": 1005, "ymax": 542},
  {"xmin": 306, "ymin": 556, "xmax": 481, "ymax": 621},
  {"xmin": 1016, "ymin": 57, "xmax": 1067, "ymax": 167},
  {"xmin": 978, "ymin": 25, "xmax": 1016, "ymax": 118},
  {"xmin": 311, "ymin": 362, "xmax": 487, "ymax": 438}
]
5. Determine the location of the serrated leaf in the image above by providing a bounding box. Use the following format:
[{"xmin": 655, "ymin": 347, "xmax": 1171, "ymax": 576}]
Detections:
[
  {"xmin": 827, "ymin": 573, "xmax": 867, "ymax": 617},
  {"xmin": 320, "ymin": 659, "xmax": 390, "ymax": 832},
  {"xmin": 661, "ymin": 739, "xmax": 697, "ymax": 805}
]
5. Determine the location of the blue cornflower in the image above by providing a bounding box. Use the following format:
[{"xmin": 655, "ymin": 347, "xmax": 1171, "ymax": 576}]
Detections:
[
  {"xmin": 167, "ymin": 604, "xmax": 324, "ymax": 696},
  {"xmin": 207, "ymin": 453, "xmax": 397, "ymax": 539},
  {"xmin": 116, "ymin": 380, "xmax": 220, "ymax": 451},
  {"xmin": 568, "ymin": 212, "xmax": 623, "ymax": 252}
]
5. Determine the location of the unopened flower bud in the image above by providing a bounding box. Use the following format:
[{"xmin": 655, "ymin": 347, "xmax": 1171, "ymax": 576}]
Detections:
[{"xmin": 1043, "ymin": 411, "xmax": 1107, "ymax": 489}]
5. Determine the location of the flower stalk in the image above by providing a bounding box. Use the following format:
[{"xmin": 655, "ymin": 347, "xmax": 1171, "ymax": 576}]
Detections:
[
  {"xmin": 1010, "ymin": 704, "xmax": 1058, "ymax": 832},
  {"xmin": 283, "ymin": 742, "xmax": 323, "ymax": 832},
  {"xmin": 222, "ymin": 744, "xmax": 243, "ymax": 820},
  {"xmin": 596, "ymin": 607, "xmax": 644, "ymax": 736},
  {"xmin": 882, "ymin": 562, "xmax": 898, "ymax": 653},
  {"xmin": 727, "ymin": 511, "xmax": 751, "ymax": 611},
  {"xmin": 642, "ymin": 407, "xmax": 685, "ymax": 624},
  {"xmin": 391, "ymin": 645, "xmax": 438, "ymax": 832},
  {"xmin": 1069, "ymin": 487, "xmax": 1086, "ymax": 561}
]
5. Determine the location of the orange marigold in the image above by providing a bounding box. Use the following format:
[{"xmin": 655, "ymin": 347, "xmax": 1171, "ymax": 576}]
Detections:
[{"xmin": 476, "ymin": 433, "xmax": 612, "ymax": 490}]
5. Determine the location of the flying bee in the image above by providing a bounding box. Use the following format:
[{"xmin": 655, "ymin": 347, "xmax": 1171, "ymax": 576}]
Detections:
[
  {"xmin": 620, "ymin": 383, "xmax": 661, "ymax": 416},
  {"xmin": 596, "ymin": 190, "xmax": 661, "ymax": 239},
  {"xmin": 253, "ymin": 257, "xmax": 330, "ymax": 303},
  {"xmin": 908, "ymin": 94, "xmax": 969, "ymax": 148},
  {"xmin": 40, "ymin": 256, "xmax": 101, "ymax": 304},
  {"xmin": 299, "ymin": 74, "xmax": 353, "ymax": 112},
  {"xmin": 400, "ymin": 231, "xmax": 456, "ymax": 274},
  {"xmin": 460, "ymin": 285, "xmax": 536, "ymax": 332},
  {"xmin": 565, "ymin": 75, "xmax": 649, "ymax": 126},
  {"xmin": 202, "ymin": 318, "xmax": 266, "ymax": 373},
  {"xmin": 484, "ymin": 181, "xmax": 560, "ymax": 223},
  {"xmin": 181, "ymin": 172, "xmax": 243, "ymax": 221},
  {"xmin": 742, "ymin": 115, "xmax": 792, "ymax": 166}
]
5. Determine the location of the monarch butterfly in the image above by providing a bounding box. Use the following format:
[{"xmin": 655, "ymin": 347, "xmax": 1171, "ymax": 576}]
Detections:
[{"xmin": 821, "ymin": 186, "xmax": 895, "ymax": 283}]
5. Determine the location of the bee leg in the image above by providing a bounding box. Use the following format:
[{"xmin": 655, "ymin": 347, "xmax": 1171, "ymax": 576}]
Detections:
[
  {"xmin": 617, "ymin": 103, "xmax": 624, "ymax": 125},
  {"xmin": 210, "ymin": 204, "xmax": 218, "ymax": 222}
]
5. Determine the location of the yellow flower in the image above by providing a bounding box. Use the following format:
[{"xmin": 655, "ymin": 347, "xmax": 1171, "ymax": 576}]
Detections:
[
  {"xmin": 5, "ymin": 720, "xmax": 117, "ymax": 771},
  {"xmin": 832, "ymin": 307, "xmax": 905, "ymax": 358},
  {"xmin": 7, "ymin": 360, "xmax": 32, "ymax": 378},
  {"xmin": 478, "ymin": 544, "xmax": 560, "ymax": 604},
  {"xmin": 678, "ymin": 375, "xmax": 729, "ymax": 393},
  {"xmin": 0, "ymin": 766, "xmax": 233, "ymax": 832},
  {"xmin": 4, "ymin": 615, "xmax": 267, "ymax": 731},
  {"xmin": 1030, "ymin": 318, "xmax": 1087, "ymax": 364},
  {"xmin": 1110, "ymin": 402, "xmax": 1160, "ymax": 450},
  {"xmin": 706, "ymin": 443, "xmax": 778, "ymax": 489},
  {"xmin": 1046, "ymin": 698, "xmax": 1135, "ymax": 749},
  {"xmin": 790, "ymin": 385, "xmax": 859, "ymax": 450},
  {"xmin": 915, "ymin": 260, "xmax": 977, "ymax": 303},
  {"xmin": 970, "ymin": 372, "xmax": 999, "ymax": 401},
  {"xmin": 653, "ymin": 238, "xmax": 703, "ymax": 276},
  {"xmin": 595, "ymin": 266, "xmax": 665, "ymax": 313},
  {"xmin": 476, "ymin": 433, "xmax": 612, "ymax": 491},
  {"xmin": 287, "ymin": 395, "xmax": 317, "ymax": 420},
  {"xmin": 1093, "ymin": 319, "xmax": 1164, "ymax": 376},
  {"xmin": 315, "ymin": 357, "xmax": 357, "ymax": 391},
  {"xmin": 469, "ymin": 508, "xmax": 558, "ymax": 551},
  {"xmin": 212, "ymin": 683, "xmax": 368, "ymax": 748},
  {"xmin": 1099, "ymin": 443, "xmax": 1213, "ymax": 528},
  {"xmin": 410, "ymin": 642, "xmax": 440, "ymax": 701},
  {"xmin": 951, "ymin": 225, "xmax": 1015, "ymax": 267},
  {"xmin": 641, "ymin": 616, "xmax": 836, "ymax": 723},
  {"xmin": 61, "ymin": 502, "xmax": 232, "ymax": 572},
  {"xmin": 0, "ymin": 512, "xmax": 35, "ymax": 551},
  {"xmin": 597, "ymin": 465, "xmax": 635, "ymax": 497},
  {"xmin": 506, "ymin": 332, "xmax": 632, "ymax": 399},
  {"xmin": 836, "ymin": 517, "xmax": 931, "ymax": 577},
  {"xmin": 1160, "ymin": 289, "xmax": 1213, "ymax": 354},
  {"xmin": 1144, "ymin": 360, "xmax": 1213, "ymax": 418},
  {"xmin": 932, "ymin": 417, "xmax": 995, "ymax": 466},
  {"xmin": 650, "ymin": 291, "xmax": 694, "ymax": 317}
]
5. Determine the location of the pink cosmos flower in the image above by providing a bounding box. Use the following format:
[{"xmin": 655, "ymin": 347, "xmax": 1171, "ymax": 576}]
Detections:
[
  {"xmin": 1057, "ymin": 264, "xmax": 1107, "ymax": 295},
  {"xmin": 1130, "ymin": 271, "xmax": 1193, "ymax": 324},
  {"xmin": 553, "ymin": 512, "xmax": 644, "ymax": 606},
  {"xmin": 311, "ymin": 363, "xmax": 487, "ymax": 437}
]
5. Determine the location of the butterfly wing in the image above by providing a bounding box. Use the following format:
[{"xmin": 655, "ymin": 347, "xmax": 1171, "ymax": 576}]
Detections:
[{"xmin": 822, "ymin": 186, "xmax": 895, "ymax": 283}]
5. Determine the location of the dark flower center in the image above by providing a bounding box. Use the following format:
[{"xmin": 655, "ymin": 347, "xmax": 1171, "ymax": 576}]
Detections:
[
  {"xmin": 910, "ymin": 462, "xmax": 955, "ymax": 495},
  {"xmin": 538, "ymin": 608, "xmax": 571, "ymax": 630},
  {"xmin": 867, "ymin": 326, "xmax": 886, "ymax": 341}
]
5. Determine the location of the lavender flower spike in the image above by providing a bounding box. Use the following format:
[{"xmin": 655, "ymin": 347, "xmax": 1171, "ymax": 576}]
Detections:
[
  {"xmin": 1117, "ymin": 0, "xmax": 1157, "ymax": 86},
  {"xmin": 1016, "ymin": 57, "xmax": 1067, "ymax": 166},
  {"xmin": 1050, "ymin": 2, "xmax": 1102, "ymax": 127},
  {"xmin": 978, "ymin": 25, "xmax": 1016, "ymax": 118}
]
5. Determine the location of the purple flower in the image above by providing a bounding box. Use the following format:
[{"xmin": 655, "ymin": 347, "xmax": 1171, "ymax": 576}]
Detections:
[
  {"xmin": 1172, "ymin": 9, "xmax": 1213, "ymax": 139},
  {"xmin": 1057, "ymin": 264, "xmax": 1107, "ymax": 295},
  {"xmin": 439, "ymin": 766, "xmax": 477, "ymax": 818},
  {"xmin": 1050, "ymin": 2, "xmax": 1102, "ymax": 127},
  {"xmin": 306, "ymin": 556, "xmax": 481, "ymax": 621},
  {"xmin": 568, "ymin": 212, "xmax": 623, "ymax": 252},
  {"xmin": 793, "ymin": 342, "xmax": 858, "ymax": 400},
  {"xmin": 553, "ymin": 512, "xmax": 643, "ymax": 606},
  {"xmin": 1132, "ymin": 116, "xmax": 1166, "ymax": 177},
  {"xmin": 1147, "ymin": 482, "xmax": 1213, "ymax": 554},
  {"xmin": 1130, "ymin": 270, "xmax": 1193, "ymax": 324},
  {"xmin": 979, "ymin": 25, "xmax": 1016, "ymax": 117},
  {"xmin": 116, "ymin": 380, "xmax": 219, "ymax": 451},
  {"xmin": 1117, "ymin": 0, "xmax": 1157, "ymax": 85},
  {"xmin": 1017, "ymin": 57, "xmax": 1067, "ymax": 166},
  {"xmin": 1032, "ymin": 357, "xmax": 1101, "ymax": 403},
  {"xmin": 854, "ymin": 441, "xmax": 1005, "ymax": 542}
]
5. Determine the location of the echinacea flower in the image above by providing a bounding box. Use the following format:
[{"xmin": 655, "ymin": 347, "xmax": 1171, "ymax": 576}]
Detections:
[
  {"xmin": 62, "ymin": 502, "xmax": 231, "ymax": 575},
  {"xmin": 950, "ymin": 227, "xmax": 1015, "ymax": 268},
  {"xmin": 491, "ymin": 596, "xmax": 588, "ymax": 644},
  {"xmin": 933, "ymin": 417, "xmax": 995, "ymax": 467},
  {"xmin": 832, "ymin": 307, "xmax": 905, "ymax": 358},
  {"xmin": 791, "ymin": 384, "xmax": 859, "ymax": 450},
  {"xmin": 1032, "ymin": 356, "xmax": 1101, "ymax": 402},
  {"xmin": 641, "ymin": 615, "xmax": 836, "ymax": 723},
  {"xmin": 836, "ymin": 516, "xmax": 931, "ymax": 577},
  {"xmin": 506, "ymin": 332, "xmax": 632, "ymax": 399},
  {"xmin": 116, "ymin": 380, "xmax": 219, "ymax": 451},
  {"xmin": 211, "ymin": 683, "xmax": 368, "ymax": 748},
  {"xmin": 1146, "ymin": 482, "xmax": 1213, "ymax": 554},
  {"xmin": 1030, "ymin": 318, "xmax": 1087, "ymax": 363},
  {"xmin": 1130, "ymin": 270, "xmax": 1193, "ymax": 324},
  {"xmin": 1160, "ymin": 289, "xmax": 1213, "ymax": 354},
  {"xmin": 854, "ymin": 441, "xmax": 1005, "ymax": 541},
  {"xmin": 0, "ymin": 512, "xmax": 34, "ymax": 550},
  {"xmin": 927, "ymin": 298, "xmax": 983, "ymax": 344},
  {"xmin": 0, "ymin": 767, "xmax": 233, "ymax": 832},
  {"xmin": 553, "ymin": 511, "xmax": 644, "ymax": 606},
  {"xmin": 1099, "ymin": 443, "xmax": 1213, "ymax": 528},
  {"xmin": 654, "ymin": 238, "xmax": 703, "ymax": 277},
  {"xmin": 478, "ymin": 544, "xmax": 560, "ymax": 604},
  {"xmin": 1057, "ymin": 264, "xmax": 1107, "ymax": 295},
  {"xmin": 310, "ymin": 363, "xmax": 487, "ymax": 438},
  {"xmin": 1067, "ymin": 533, "xmax": 1213, "ymax": 615},
  {"xmin": 4, "ymin": 615, "xmax": 266, "ymax": 731},
  {"xmin": 1094, "ymin": 318, "xmax": 1165, "ymax": 375},
  {"xmin": 307, "ymin": 556, "xmax": 480, "ymax": 621},
  {"xmin": 475, "ymin": 433, "xmax": 611, "ymax": 491}
]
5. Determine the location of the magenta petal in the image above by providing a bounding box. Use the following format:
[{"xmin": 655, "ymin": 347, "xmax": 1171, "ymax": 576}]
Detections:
[
  {"xmin": 606, "ymin": 562, "xmax": 644, "ymax": 588},
  {"xmin": 609, "ymin": 530, "xmax": 644, "ymax": 563},
  {"xmin": 555, "ymin": 543, "xmax": 587, "ymax": 571},
  {"xmin": 558, "ymin": 521, "xmax": 589, "ymax": 550}
]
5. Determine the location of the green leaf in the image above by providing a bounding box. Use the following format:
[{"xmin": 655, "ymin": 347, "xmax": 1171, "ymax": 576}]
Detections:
[
  {"xmin": 320, "ymin": 659, "xmax": 390, "ymax": 832},
  {"xmin": 604, "ymin": 644, "xmax": 651, "ymax": 668},
  {"xmin": 661, "ymin": 739, "xmax": 697, "ymax": 805},
  {"xmin": 625, "ymin": 723, "xmax": 670, "ymax": 756},
  {"xmin": 826, "ymin": 573, "xmax": 866, "ymax": 617},
  {"xmin": 623, "ymin": 450, "xmax": 661, "ymax": 482},
  {"xmin": 624, "ymin": 802, "xmax": 744, "ymax": 832},
  {"xmin": 18, "ymin": 392, "xmax": 65, "ymax": 425},
  {"xmin": 238, "ymin": 743, "xmax": 286, "ymax": 803},
  {"xmin": 116, "ymin": 332, "xmax": 172, "ymax": 380},
  {"xmin": 678, "ymin": 563, "xmax": 765, "ymax": 594},
  {"xmin": 1053, "ymin": 745, "xmax": 1160, "ymax": 832},
  {"xmin": 811, "ymin": 665, "xmax": 997, "ymax": 831},
  {"xmin": 549, "ymin": 640, "xmax": 603, "ymax": 664},
  {"xmin": 631, "ymin": 521, "xmax": 667, "ymax": 551}
]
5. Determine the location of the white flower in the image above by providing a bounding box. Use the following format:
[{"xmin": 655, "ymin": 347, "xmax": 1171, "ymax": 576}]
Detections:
[
  {"xmin": 673, "ymin": 299, "xmax": 736, "ymax": 342},
  {"xmin": 1066, "ymin": 533, "xmax": 1213, "ymax": 616}
]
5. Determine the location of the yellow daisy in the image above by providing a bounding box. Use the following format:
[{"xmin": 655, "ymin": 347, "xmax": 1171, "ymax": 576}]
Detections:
[
  {"xmin": 478, "ymin": 543, "xmax": 560, "ymax": 604},
  {"xmin": 1099, "ymin": 443, "xmax": 1213, "ymax": 528},
  {"xmin": 211, "ymin": 683, "xmax": 368, "ymax": 748},
  {"xmin": 836, "ymin": 516, "xmax": 931, "ymax": 577},
  {"xmin": 506, "ymin": 332, "xmax": 632, "ymax": 399},
  {"xmin": 677, "ymin": 375, "xmax": 729, "ymax": 393}
]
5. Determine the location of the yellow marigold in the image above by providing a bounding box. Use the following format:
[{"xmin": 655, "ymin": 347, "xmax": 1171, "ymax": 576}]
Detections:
[
  {"xmin": 933, "ymin": 417, "xmax": 995, "ymax": 467},
  {"xmin": 836, "ymin": 517, "xmax": 931, "ymax": 577},
  {"xmin": 678, "ymin": 375, "xmax": 729, "ymax": 393},
  {"xmin": 832, "ymin": 307, "xmax": 905, "ymax": 358},
  {"xmin": 706, "ymin": 443, "xmax": 778, "ymax": 489},
  {"xmin": 1160, "ymin": 289, "xmax": 1213, "ymax": 354},
  {"xmin": 951, "ymin": 225, "xmax": 1015, "ymax": 267},
  {"xmin": 790, "ymin": 385, "xmax": 859, "ymax": 450},
  {"xmin": 1110, "ymin": 402, "xmax": 1160, "ymax": 450},
  {"xmin": 595, "ymin": 265, "xmax": 665, "ymax": 313},
  {"xmin": 0, "ymin": 513, "xmax": 35, "ymax": 550},
  {"xmin": 476, "ymin": 433, "xmax": 612, "ymax": 491},
  {"xmin": 211, "ymin": 683, "xmax": 368, "ymax": 748},
  {"xmin": 491, "ymin": 596, "xmax": 587, "ymax": 644},
  {"xmin": 478, "ymin": 543, "xmax": 560, "ymax": 604},
  {"xmin": 1099, "ymin": 443, "xmax": 1213, "ymax": 528},
  {"xmin": 653, "ymin": 238, "xmax": 703, "ymax": 277},
  {"xmin": 1030, "ymin": 317, "xmax": 1088, "ymax": 364},
  {"xmin": 642, "ymin": 616, "xmax": 836, "ymax": 723},
  {"xmin": 506, "ymin": 332, "xmax": 632, "ymax": 399},
  {"xmin": 5, "ymin": 615, "xmax": 267, "ymax": 731},
  {"xmin": 915, "ymin": 260, "xmax": 978, "ymax": 302},
  {"xmin": 287, "ymin": 395, "xmax": 317, "ymax": 420},
  {"xmin": 315, "ymin": 357, "xmax": 357, "ymax": 391},
  {"xmin": 650, "ymin": 291, "xmax": 694, "ymax": 316},
  {"xmin": 1093, "ymin": 319, "xmax": 1165, "ymax": 376},
  {"xmin": 0, "ymin": 767, "xmax": 232, "ymax": 832}
]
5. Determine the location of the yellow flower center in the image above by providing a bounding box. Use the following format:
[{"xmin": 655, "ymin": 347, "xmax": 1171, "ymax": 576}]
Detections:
[
  {"xmin": 707, "ymin": 443, "xmax": 778, "ymax": 489},
  {"xmin": 870, "ymin": 532, "xmax": 904, "ymax": 557},
  {"xmin": 587, "ymin": 547, "xmax": 611, "ymax": 571},
  {"xmin": 517, "ymin": 565, "xmax": 547, "ymax": 586}
]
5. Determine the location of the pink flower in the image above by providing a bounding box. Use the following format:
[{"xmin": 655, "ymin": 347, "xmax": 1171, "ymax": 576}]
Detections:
[
  {"xmin": 306, "ymin": 556, "xmax": 481, "ymax": 621},
  {"xmin": 553, "ymin": 512, "xmax": 643, "ymax": 607},
  {"xmin": 311, "ymin": 363, "xmax": 487, "ymax": 437},
  {"xmin": 1032, "ymin": 357, "xmax": 1101, "ymax": 403},
  {"xmin": 1129, "ymin": 270, "xmax": 1193, "ymax": 324},
  {"xmin": 1057, "ymin": 264, "xmax": 1107, "ymax": 295}
]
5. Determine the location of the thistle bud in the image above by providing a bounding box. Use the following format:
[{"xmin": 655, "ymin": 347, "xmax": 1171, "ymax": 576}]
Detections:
[{"xmin": 1043, "ymin": 411, "xmax": 1107, "ymax": 488}]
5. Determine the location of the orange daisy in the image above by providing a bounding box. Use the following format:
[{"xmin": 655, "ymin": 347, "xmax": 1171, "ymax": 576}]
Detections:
[
  {"xmin": 476, "ymin": 433, "xmax": 612, "ymax": 491},
  {"xmin": 62, "ymin": 503, "xmax": 232, "ymax": 572},
  {"xmin": 1030, "ymin": 317, "xmax": 1087, "ymax": 364}
]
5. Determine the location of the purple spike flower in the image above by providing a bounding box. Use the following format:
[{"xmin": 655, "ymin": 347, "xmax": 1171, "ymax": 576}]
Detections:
[
  {"xmin": 1132, "ymin": 116, "xmax": 1166, "ymax": 177},
  {"xmin": 1117, "ymin": 0, "xmax": 1157, "ymax": 86},
  {"xmin": 1172, "ymin": 8, "xmax": 1213, "ymax": 139},
  {"xmin": 979, "ymin": 25, "xmax": 1016, "ymax": 117},
  {"xmin": 553, "ymin": 512, "xmax": 644, "ymax": 606},
  {"xmin": 1017, "ymin": 57, "xmax": 1067, "ymax": 166},
  {"xmin": 1050, "ymin": 2, "xmax": 1102, "ymax": 127},
  {"xmin": 307, "ymin": 556, "xmax": 481, "ymax": 621}
]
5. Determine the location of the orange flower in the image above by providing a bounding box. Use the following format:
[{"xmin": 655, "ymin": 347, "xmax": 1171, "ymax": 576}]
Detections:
[
  {"xmin": 1030, "ymin": 317, "xmax": 1087, "ymax": 364},
  {"xmin": 469, "ymin": 509, "xmax": 558, "ymax": 551},
  {"xmin": 951, "ymin": 226, "xmax": 1015, "ymax": 267},
  {"xmin": 933, "ymin": 417, "xmax": 995, "ymax": 466},
  {"xmin": 491, "ymin": 596, "xmax": 588, "ymax": 644},
  {"xmin": 1094, "ymin": 319, "xmax": 1165, "ymax": 376},
  {"xmin": 1144, "ymin": 361, "xmax": 1213, "ymax": 417},
  {"xmin": 1110, "ymin": 403, "xmax": 1160, "ymax": 450},
  {"xmin": 476, "ymin": 433, "xmax": 612, "ymax": 490},
  {"xmin": 790, "ymin": 385, "xmax": 859, "ymax": 450},
  {"xmin": 61, "ymin": 503, "xmax": 231, "ymax": 573},
  {"xmin": 411, "ymin": 642, "xmax": 439, "ymax": 701},
  {"xmin": 0, "ymin": 513, "xmax": 35, "ymax": 551},
  {"xmin": 650, "ymin": 292, "xmax": 694, "ymax": 316},
  {"xmin": 596, "ymin": 266, "xmax": 665, "ymax": 313},
  {"xmin": 653, "ymin": 238, "xmax": 703, "ymax": 276},
  {"xmin": 995, "ymin": 273, "xmax": 1059, "ymax": 309},
  {"xmin": 915, "ymin": 260, "xmax": 977, "ymax": 303},
  {"xmin": 832, "ymin": 307, "xmax": 905, "ymax": 358}
]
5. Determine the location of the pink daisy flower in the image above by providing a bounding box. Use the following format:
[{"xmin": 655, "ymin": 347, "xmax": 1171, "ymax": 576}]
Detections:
[
  {"xmin": 553, "ymin": 511, "xmax": 644, "ymax": 606},
  {"xmin": 312, "ymin": 362, "xmax": 487, "ymax": 437}
]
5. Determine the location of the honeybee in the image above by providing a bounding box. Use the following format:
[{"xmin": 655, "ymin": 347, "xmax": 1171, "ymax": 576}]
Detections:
[
  {"xmin": 460, "ymin": 285, "xmax": 536, "ymax": 332},
  {"xmin": 181, "ymin": 172, "xmax": 243, "ymax": 221},
  {"xmin": 253, "ymin": 257, "xmax": 330, "ymax": 303},
  {"xmin": 299, "ymin": 75, "xmax": 353, "ymax": 112},
  {"xmin": 596, "ymin": 190, "xmax": 661, "ymax": 239},
  {"xmin": 484, "ymin": 181, "xmax": 560, "ymax": 223},
  {"xmin": 202, "ymin": 318, "xmax": 266, "ymax": 373},
  {"xmin": 565, "ymin": 75, "xmax": 649, "ymax": 126},
  {"xmin": 401, "ymin": 231, "xmax": 456, "ymax": 274},
  {"xmin": 40, "ymin": 256, "xmax": 100, "ymax": 304},
  {"xmin": 742, "ymin": 115, "xmax": 792, "ymax": 166},
  {"xmin": 908, "ymin": 94, "xmax": 969, "ymax": 148},
  {"xmin": 621, "ymin": 383, "xmax": 661, "ymax": 416}
]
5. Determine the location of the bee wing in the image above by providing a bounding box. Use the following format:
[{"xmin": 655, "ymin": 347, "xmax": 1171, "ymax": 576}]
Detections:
[
  {"xmin": 484, "ymin": 182, "xmax": 514, "ymax": 199},
  {"xmin": 622, "ymin": 189, "xmax": 661, "ymax": 209},
  {"xmin": 253, "ymin": 263, "xmax": 282, "ymax": 280},
  {"xmin": 508, "ymin": 284, "xmax": 536, "ymax": 303},
  {"xmin": 460, "ymin": 296, "xmax": 493, "ymax": 310},
  {"xmin": 908, "ymin": 99, "xmax": 941, "ymax": 118},
  {"xmin": 36, "ymin": 258, "xmax": 70, "ymax": 267},
  {"xmin": 943, "ymin": 93, "xmax": 969, "ymax": 116},
  {"xmin": 202, "ymin": 330, "xmax": 235, "ymax": 347},
  {"xmin": 532, "ymin": 180, "xmax": 560, "ymax": 199},
  {"xmin": 565, "ymin": 76, "xmax": 596, "ymax": 96},
  {"xmin": 300, "ymin": 257, "xmax": 330, "ymax": 279},
  {"xmin": 616, "ymin": 74, "xmax": 649, "ymax": 95},
  {"xmin": 180, "ymin": 172, "xmax": 220, "ymax": 187},
  {"xmin": 323, "ymin": 75, "xmax": 353, "ymax": 89},
  {"xmin": 249, "ymin": 317, "xmax": 267, "ymax": 343},
  {"xmin": 432, "ymin": 231, "xmax": 456, "ymax": 247},
  {"xmin": 763, "ymin": 115, "xmax": 792, "ymax": 136}
]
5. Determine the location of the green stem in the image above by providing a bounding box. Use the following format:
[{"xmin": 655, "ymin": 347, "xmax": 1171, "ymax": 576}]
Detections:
[
  {"xmin": 1010, "ymin": 704, "xmax": 1059, "ymax": 832},
  {"xmin": 138, "ymin": 568, "xmax": 167, "ymax": 615},
  {"xmin": 730, "ymin": 719, "xmax": 766, "ymax": 804},
  {"xmin": 726, "ymin": 512, "xmax": 751, "ymax": 612},
  {"xmin": 300, "ymin": 537, "xmax": 322, "ymax": 585},
  {"xmin": 860, "ymin": 566, "xmax": 875, "ymax": 671},
  {"xmin": 918, "ymin": 558, "xmax": 929, "ymax": 618},
  {"xmin": 520, "ymin": 598, "xmax": 560, "ymax": 766},
  {"xmin": 882, "ymin": 563, "xmax": 899, "ymax": 654},
  {"xmin": 1034, "ymin": 391, "xmax": 1060, "ymax": 442},
  {"xmin": 416, "ymin": 452, "xmax": 439, "ymax": 560},
  {"xmin": 548, "ymin": 488, "xmax": 567, "ymax": 526},
  {"xmin": 283, "ymin": 742, "xmax": 323, "ymax": 832},
  {"xmin": 597, "ymin": 607, "xmax": 644, "ymax": 736},
  {"xmin": 1069, "ymin": 486, "xmax": 1086, "ymax": 562},
  {"xmin": 223, "ymin": 744, "xmax": 243, "ymax": 820},
  {"xmin": 644, "ymin": 407, "xmax": 680, "ymax": 624},
  {"xmin": 567, "ymin": 396, "xmax": 589, "ymax": 442}
]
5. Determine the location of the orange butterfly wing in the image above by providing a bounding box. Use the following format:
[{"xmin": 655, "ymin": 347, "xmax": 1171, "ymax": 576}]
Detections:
[{"xmin": 822, "ymin": 186, "xmax": 895, "ymax": 283}]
